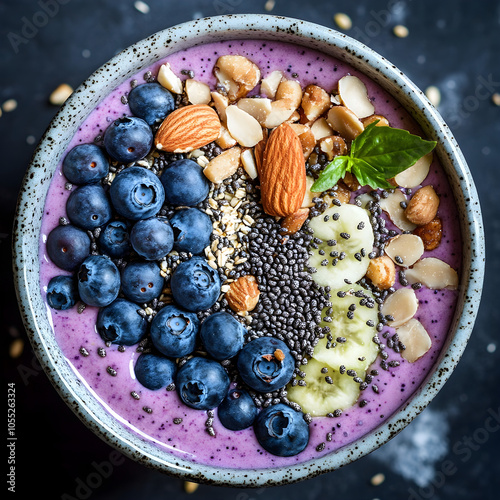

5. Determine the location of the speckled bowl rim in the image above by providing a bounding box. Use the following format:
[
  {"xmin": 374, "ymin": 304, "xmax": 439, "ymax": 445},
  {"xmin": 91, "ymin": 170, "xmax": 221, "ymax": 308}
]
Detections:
[{"xmin": 13, "ymin": 14, "xmax": 484, "ymax": 487}]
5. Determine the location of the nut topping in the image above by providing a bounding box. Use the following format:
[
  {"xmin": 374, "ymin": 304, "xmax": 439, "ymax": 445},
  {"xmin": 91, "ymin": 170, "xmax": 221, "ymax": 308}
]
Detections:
[
  {"xmin": 157, "ymin": 63, "xmax": 183, "ymax": 94},
  {"xmin": 365, "ymin": 255, "xmax": 396, "ymax": 290},
  {"xmin": 405, "ymin": 258, "xmax": 458, "ymax": 290},
  {"xmin": 381, "ymin": 288, "xmax": 419, "ymax": 327},
  {"xmin": 225, "ymin": 275, "xmax": 260, "ymax": 312},
  {"xmin": 327, "ymin": 105, "xmax": 364, "ymax": 141},
  {"xmin": 404, "ymin": 185, "xmax": 440, "ymax": 225},
  {"xmin": 338, "ymin": 75, "xmax": 375, "ymax": 119},
  {"xmin": 203, "ymin": 146, "xmax": 241, "ymax": 184},
  {"xmin": 413, "ymin": 218, "xmax": 443, "ymax": 250},
  {"xmin": 396, "ymin": 319, "xmax": 432, "ymax": 363},
  {"xmin": 225, "ymin": 105, "xmax": 263, "ymax": 148},
  {"xmin": 384, "ymin": 234, "xmax": 424, "ymax": 268},
  {"xmin": 214, "ymin": 55, "xmax": 261, "ymax": 101},
  {"xmin": 301, "ymin": 84, "xmax": 331, "ymax": 121},
  {"xmin": 185, "ymin": 79, "xmax": 211, "ymax": 105}
]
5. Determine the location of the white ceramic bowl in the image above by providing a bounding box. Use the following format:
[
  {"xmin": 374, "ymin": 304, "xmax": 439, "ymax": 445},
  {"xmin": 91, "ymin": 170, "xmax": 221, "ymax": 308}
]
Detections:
[{"xmin": 13, "ymin": 14, "xmax": 484, "ymax": 487}]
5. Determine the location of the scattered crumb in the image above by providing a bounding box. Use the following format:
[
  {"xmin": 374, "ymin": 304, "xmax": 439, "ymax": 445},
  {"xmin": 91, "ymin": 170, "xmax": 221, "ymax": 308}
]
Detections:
[
  {"xmin": 492, "ymin": 93, "xmax": 500, "ymax": 106},
  {"xmin": 82, "ymin": 49, "xmax": 91, "ymax": 58},
  {"xmin": 184, "ymin": 481, "xmax": 199, "ymax": 493},
  {"xmin": 49, "ymin": 84, "xmax": 73, "ymax": 106},
  {"xmin": 487, "ymin": 343, "xmax": 496, "ymax": 353},
  {"xmin": 2, "ymin": 99, "xmax": 18, "ymax": 113},
  {"xmin": 9, "ymin": 338, "xmax": 24, "ymax": 359},
  {"xmin": 26, "ymin": 135, "xmax": 36, "ymax": 145},
  {"xmin": 264, "ymin": 0, "xmax": 275, "ymax": 11},
  {"xmin": 393, "ymin": 24, "xmax": 409, "ymax": 38},
  {"xmin": 134, "ymin": 0, "xmax": 150, "ymax": 14},
  {"xmin": 334, "ymin": 13, "xmax": 352, "ymax": 30},
  {"xmin": 371, "ymin": 472, "xmax": 385, "ymax": 486},
  {"xmin": 425, "ymin": 86, "xmax": 441, "ymax": 107}
]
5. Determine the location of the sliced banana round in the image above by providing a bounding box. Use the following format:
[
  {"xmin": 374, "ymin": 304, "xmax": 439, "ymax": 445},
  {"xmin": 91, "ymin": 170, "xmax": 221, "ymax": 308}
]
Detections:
[
  {"xmin": 308, "ymin": 204, "xmax": 374, "ymax": 288},
  {"xmin": 313, "ymin": 285, "xmax": 379, "ymax": 372},
  {"xmin": 287, "ymin": 357, "xmax": 364, "ymax": 416}
]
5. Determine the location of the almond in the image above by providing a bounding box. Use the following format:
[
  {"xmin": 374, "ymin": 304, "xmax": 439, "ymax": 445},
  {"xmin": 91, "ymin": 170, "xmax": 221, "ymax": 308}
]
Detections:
[
  {"xmin": 365, "ymin": 255, "xmax": 396, "ymax": 290},
  {"xmin": 281, "ymin": 208, "xmax": 309, "ymax": 235},
  {"xmin": 327, "ymin": 105, "xmax": 364, "ymax": 141},
  {"xmin": 241, "ymin": 148, "xmax": 258, "ymax": 180},
  {"xmin": 413, "ymin": 217, "xmax": 443, "ymax": 250},
  {"xmin": 225, "ymin": 105, "xmax": 263, "ymax": 147},
  {"xmin": 405, "ymin": 257, "xmax": 458, "ymax": 290},
  {"xmin": 260, "ymin": 70, "xmax": 283, "ymax": 98},
  {"xmin": 394, "ymin": 152, "xmax": 433, "ymax": 188},
  {"xmin": 301, "ymin": 84, "xmax": 331, "ymax": 121},
  {"xmin": 384, "ymin": 234, "xmax": 424, "ymax": 268},
  {"xmin": 214, "ymin": 55, "xmax": 260, "ymax": 101},
  {"xmin": 155, "ymin": 104, "xmax": 221, "ymax": 153},
  {"xmin": 203, "ymin": 146, "xmax": 241, "ymax": 184},
  {"xmin": 396, "ymin": 319, "xmax": 432, "ymax": 363},
  {"xmin": 310, "ymin": 117, "xmax": 334, "ymax": 141},
  {"xmin": 361, "ymin": 114, "xmax": 390, "ymax": 127},
  {"xmin": 211, "ymin": 91, "xmax": 229, "ymax": 122},
  {"xmin": 338, "ymin": 75, "xmax": 375, "ymax": 119},
  {"xmin": 225, "ymin": 275, "xmax": 260, "ymax": 312},
  {"xmin": 157, "ymin": 63, "xmax": 183, "ymax": 94},
  {"xmin": 260, "ymin": 123, "xmax": 307, "ymax": 217},
  {"xmin": 381, "ymin": 288, "xmax": 418, "ymax": 327},
  {"xmin": 404, "ymin": 185, "xmax": 439, "ymax": 225}
]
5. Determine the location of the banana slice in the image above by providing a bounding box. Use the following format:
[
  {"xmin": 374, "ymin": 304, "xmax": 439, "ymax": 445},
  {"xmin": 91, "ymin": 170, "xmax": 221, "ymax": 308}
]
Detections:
[
  {"xmin": 313, "ymin": 285, "xmax": 379, "ymax": 372},
  {"xmin": 308, "ymin": 204, "xmax": 374, "ymax": 288},
  {"xmin": 287, "ymin": 358, "xmax": 364, "ymax": 416}
]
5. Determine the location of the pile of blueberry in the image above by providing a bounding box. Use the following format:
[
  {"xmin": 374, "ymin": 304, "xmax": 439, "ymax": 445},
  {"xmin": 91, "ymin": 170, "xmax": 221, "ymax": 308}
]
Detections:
[{"xmin": 44, "ymin": 82, "xmax": 309, "ymax": 457}]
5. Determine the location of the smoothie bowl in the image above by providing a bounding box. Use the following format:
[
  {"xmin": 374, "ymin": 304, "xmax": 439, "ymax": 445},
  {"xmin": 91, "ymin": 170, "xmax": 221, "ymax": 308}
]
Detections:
[{"xmin": 13, "ymin": 15, "xmax": 484, "ymax": 486}]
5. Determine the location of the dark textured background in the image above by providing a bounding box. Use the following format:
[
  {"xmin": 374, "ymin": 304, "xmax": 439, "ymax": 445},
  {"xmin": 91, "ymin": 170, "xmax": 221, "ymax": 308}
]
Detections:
[{"xmin": 2, "ymin": 0, "xmax": 499, "ymax": 498}]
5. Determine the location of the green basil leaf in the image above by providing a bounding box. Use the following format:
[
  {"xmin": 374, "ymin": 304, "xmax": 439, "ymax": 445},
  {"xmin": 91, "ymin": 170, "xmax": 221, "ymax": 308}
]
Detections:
[
  {"xmin": 351, "ymin": 123, "xmax": 436, "ymax": 176},
  {"xmin": 311, "ymin": 156, "xmax": 349, "ymax": 193},
  {"xmin": 349, "ymin": 158, "xmax": 395, "ymax": 190}
]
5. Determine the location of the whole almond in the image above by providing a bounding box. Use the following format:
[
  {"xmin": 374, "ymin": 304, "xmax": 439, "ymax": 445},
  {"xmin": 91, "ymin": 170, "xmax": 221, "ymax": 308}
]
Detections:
[
  {"xmin": 404, "ymin": 185, "xmax": 440, "ymax": 225},
  {"xmin": 281, "ymin": 208, "xmax": 309, "ymax": 235},
  {"xmin": 225, "ymin": 275, "xmax": 260, "ymax": 312},
  {"xmin": 155, "ymin": 104, "xmax": 221, "ymax": 153},
  {"xmin": 260, "ymin": 123, "xmax": 306, "ymax": 217},
  {"xmin": 413, "ymin": 217, "xmax": 443, "ymax": 250}
]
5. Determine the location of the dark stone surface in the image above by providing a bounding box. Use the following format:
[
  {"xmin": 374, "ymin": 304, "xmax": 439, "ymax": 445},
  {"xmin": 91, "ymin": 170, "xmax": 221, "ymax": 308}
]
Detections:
[{"xmin": 2, "ymin": 0, "xmax": 499, "ymax": 498}]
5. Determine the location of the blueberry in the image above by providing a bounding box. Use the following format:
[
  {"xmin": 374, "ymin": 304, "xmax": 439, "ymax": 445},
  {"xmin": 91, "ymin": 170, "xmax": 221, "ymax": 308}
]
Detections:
[
  {"xmin": 46, "ymin": 275, "xmax": 78, "ymax": 310},
  {"xmin": 130, "ymin": 217, "xmax": 174, "ymax": 261},
  {"xmin": 77, "ymin": 255, "xmax": 120, "ymax": 307},
  {"xmin": 103, "ymin": 116, "xmax": 153, "ymax": 163},
  {"xmin": 254, "ymin": 404, "xmax": 309, "ymax": 457},
  {"xmin": 236, "ymin": 337, "xmax": 295, "ymax": 393},
  {"xmin": 176, "ymin": 357, "xmax": 229, "ymax": 410},
  {"xmin": 134, "ymin": 353, "xmax": 176, "ymax": 391},
  {"xmin": 200, "ymin": 312, "xmax": 245, "ymax": 360},
  {"xmin": 121, "ymin": 261, "xmax": 164, "ymax": 304},
  {"xmin": 150, "ymin": 304, "xmax": 199, "ymax": 358},
  {"xmin": 109, "ymin": 166, "xmax": 165, "ymax": 221},
  {"xmin": 217, "ymin": 389, "xmax": 258, "ymax": 431},
  {"xmin": 170, "ymin": 208, "xmax": 212, "ymax": 255},
  {"xmin": 96, "ymin": 298, "xmax": 148, "ymax": 345},
  {"xmin": 128, "ymin": 83, "xmax": 175, "ymax": 126},
  {"xmin": 62, "ymin": 143, "xmax": 109, "ymax": 185},
  {"xmin": 46, "ymin": 224, "xmax": 91, "ymax": 271},
  {"xmin": 66, "ymin": 184, "xmax": 112, "ymax": 230},
  {"xmin": 170, "ymin": 256, "xmax": 220, "ymax": 312},
  {"xmin": 98, "ymin": 220, "xmax": 131, "ymax": 259},
  {"xmin": 160, "ymin": 159, "xmax": 209, "ymax": 207}
]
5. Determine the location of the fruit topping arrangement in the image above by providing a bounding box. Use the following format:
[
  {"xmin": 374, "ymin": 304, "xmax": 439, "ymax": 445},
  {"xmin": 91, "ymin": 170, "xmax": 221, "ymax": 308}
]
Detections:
[{"xmin": 44, "ymin": 53, "xmax": 459, "ymax": 458}]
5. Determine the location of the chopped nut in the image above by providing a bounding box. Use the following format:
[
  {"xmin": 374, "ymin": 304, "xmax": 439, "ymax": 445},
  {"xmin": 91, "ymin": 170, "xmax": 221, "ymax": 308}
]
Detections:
[
  {"xmin": 184, "ymin": 481, "xmax": 199, "ymax": 494},
  {"xmin": 237, "ymin": 97, "xmax": 272, "ymax": 124},
  {"xmin": 413, "ymin": 217, "xmax": 443, "ymax": 250},
  {"xmin": 365, "ymin": 255, "xmax": 396, "ymax": 290},
  {"xmin": 226, "ymin": 105, "xmax": 263, "ymax": 147},
  {"xmin": 289, "ymin": 123, "xmax": 316, "ymax": 160},
  {"xmin": 157, "ymin": 63, "xmax": 183, "ymax": 94},
  {"xmin": 240, "ymin": 148, "xmax": 258, "ymax": 179},
  {"xmin": 338, "ymin": 75, "xmax": 374, "ymax": 119},
  {"xmin": 260, "ymin": 70, "xmax": 283, "ymax": 99},
  {"xmin": 319, "ymin": 135, "xmax": 347, "ymax": 160},
  {"xmin": 275, "ymin": 79, "xmax": 303, "ymax": 109},
  {"xmin": 49, "ymin": 84, "xmax": 73, "ymax": 106},
  {"xmin": 203, "ymin": 147, "xmax": 241, "ymax": 183},
  {"xmin": 274, "ymin": 349, "xmax": 285, "ymax": 361},
  {"xmin": 394, "ymin": 152, "xmax": 433, "ymax": 188},
  {"xmin": 185, "ymin": 79, "xmax": 211, "ymax": 105},
  {"xmin": 361, "ymin": 114, "xmax": 390, "ymax": 127},
  {"xmin": 211, "ymin": 91, "xmax": 229, "ymax": 122},
  {"xmin": 342, "ymin": 171, "xmax": 360, "ymax": 191},
  {"xmin": 310, "ymin": 117, "xmax": 334, "ymax": 141},
  {"xmin": 214, "ymin": 55, "xmax": 261, "ymax": 101},
  {"xmin": 301, "ymin": 84, "xmax": 331, "ymax": 121},
  {"xmin": 327, "ymin": 105, "xmax": 364, "ymax": 141},
  {"xmin": 216, "ymin": 124, "xmax": 238, "ymax": 149}
]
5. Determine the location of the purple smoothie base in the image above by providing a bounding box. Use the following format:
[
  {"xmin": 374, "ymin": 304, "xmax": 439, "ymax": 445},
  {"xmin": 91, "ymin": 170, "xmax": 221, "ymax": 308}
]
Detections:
[{"xmin": 38, "ymin": 40, "xmax": 461, "ymax": 469}]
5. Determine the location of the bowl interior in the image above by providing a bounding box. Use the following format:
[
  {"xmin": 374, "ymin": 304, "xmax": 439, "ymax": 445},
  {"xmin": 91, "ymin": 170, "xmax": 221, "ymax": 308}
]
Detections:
[{"xmin": 13, "ymin": 14, "xmax": 484, "ymax": 487}]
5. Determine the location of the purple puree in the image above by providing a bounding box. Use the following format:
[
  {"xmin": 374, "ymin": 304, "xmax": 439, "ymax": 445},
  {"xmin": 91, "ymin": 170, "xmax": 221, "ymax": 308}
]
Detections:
[{"xmin": 38, "ymin": 40, "xmax": 461, "ymax": 468}]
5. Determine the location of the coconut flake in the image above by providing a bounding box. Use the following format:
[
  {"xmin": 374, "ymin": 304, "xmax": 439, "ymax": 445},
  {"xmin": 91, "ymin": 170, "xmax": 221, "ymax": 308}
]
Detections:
[
  {"xmin": 379, "ymin": 189, "xmax": 417, "ymax": 232},
  {"xmin": 385, "ymin": 234, "xmax": 424, "ymax": 268},
  {"xmin": 381, "ymin": 288, "xmax": 418, "ymax": 327},
  {"xmin": 405, "ymin": 258, "xmax": 459, "ymax": 290},
  {"xmin": 396, "ymin": 319, "xmax": 432, "ymax": 362}
]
